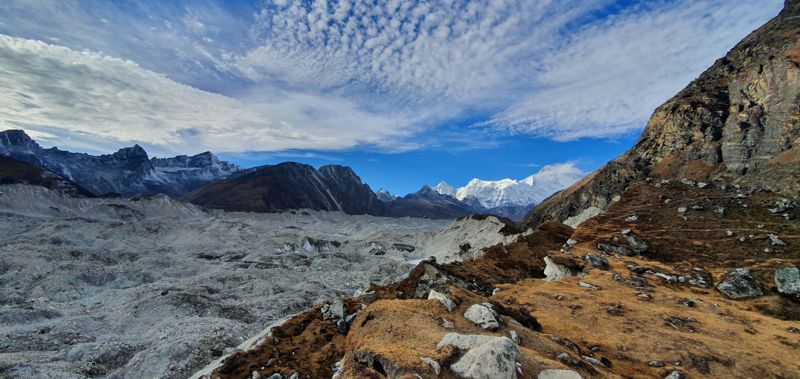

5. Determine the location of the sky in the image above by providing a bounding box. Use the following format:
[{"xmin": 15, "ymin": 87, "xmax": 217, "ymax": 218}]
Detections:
[{"xmin": 0, "ymin": 0, "xmax": 784, "ymax": 195}]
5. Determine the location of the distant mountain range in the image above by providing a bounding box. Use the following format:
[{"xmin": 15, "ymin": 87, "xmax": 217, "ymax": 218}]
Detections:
[
  {"xmin": 0, "ymin": 130, "xmax": 241, "ymax": 197},
  {"xmin": 0, "ymin": 130, "xmax": 583, "ymax": 220}
]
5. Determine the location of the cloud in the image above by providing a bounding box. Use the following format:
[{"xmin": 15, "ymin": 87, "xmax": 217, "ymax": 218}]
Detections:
[
  {"xmin": 0, "ymin": 0, "xmax": 785, "ymax": 155},
  {"xmin": 486, "ymin": 0, "xmax": 783, "ymax": 140},
  {"xmin": 0, "ymin": 35, "xmax": 432, "ymax": 155}
]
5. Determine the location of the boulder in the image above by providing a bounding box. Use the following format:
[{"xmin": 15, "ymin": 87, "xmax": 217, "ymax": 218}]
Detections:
[
  {"xmin": 584, "ymin": 254, "xmax": 609, "ymax": 270},
  {"xmin": 775, "ymin": 267, "xmax": 800, "ymax": 300},
  {"xmin": 538, "ymin": 369, "xmax": 582, "ymax": 379},
  {"xmin": 437, "ymin": 333, "xmax": 517, "ymax": 379},
  {"xmin": 716, "ymin": 268, "xmax": 763, "ymax": 299},
  {"xmin": 464, "ymin": 304, "xmax": 499, "ymax": 330},
  {"xmin": 597, "ymin": 243, "xmax": 632, "ymax": 256},
  {"xmin": 428, "ymin": 290, "xmax": 456, "ymax": 312},
  {"xmin": 392, "ymin": 243, "xmax": 416, "ymax": 252},
  {"xmin": 544, "ymin": 256, "xmax": 572, "ymax": 281}
]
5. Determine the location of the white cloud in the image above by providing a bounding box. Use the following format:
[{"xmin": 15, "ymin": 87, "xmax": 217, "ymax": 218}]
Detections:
[
  {"xmin": 487, "ymin": 0, "xmax": 783, "ymax": 140},
  {"xmin": 0, "ymin": 35, "xmax": 431, "ymax": 155},
  {"xmin": 0, "ymin": 0, "xmax": 786, "ymax": 154}
]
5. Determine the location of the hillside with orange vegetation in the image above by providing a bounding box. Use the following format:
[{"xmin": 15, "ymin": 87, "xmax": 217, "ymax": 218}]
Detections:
[{"xmin": 196, "ymin": 2, "xmax": 800, "ymax": 378}]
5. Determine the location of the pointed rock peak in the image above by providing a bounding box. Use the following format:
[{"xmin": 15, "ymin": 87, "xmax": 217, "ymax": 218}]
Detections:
[
  {"xmin": 112, "ymin": 144, "xmax": 149, "ymax": 160},
  {"xmin": 0, "ymin": 129, "xmax": 41, "ymax": 150}
]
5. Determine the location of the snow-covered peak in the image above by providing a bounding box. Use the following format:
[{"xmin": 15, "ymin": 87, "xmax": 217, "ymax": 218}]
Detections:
[
  {"xmin": 430, "ymin": 163, "xmax": 586, "ymax": 209},
  {"xmin": 432, "ymin": 181, "xmax": 456, "ymax": 197}
]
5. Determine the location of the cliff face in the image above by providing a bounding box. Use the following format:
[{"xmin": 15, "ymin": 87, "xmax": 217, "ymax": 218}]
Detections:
[
  {"xmin": 527, "ymin": 2, "xmax": 800, "ymax": 226},
  {"xmin": 184, "ymin": 162, "xmax": 388, "ymax": 216}
]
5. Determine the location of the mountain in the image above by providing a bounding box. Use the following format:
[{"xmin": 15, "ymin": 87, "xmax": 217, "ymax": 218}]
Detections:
[
  {"xmin": 184, "ymin": 162, "xmax": 388, "ymax": 215},
  {"xmin": 385, "ymin": 185, "xmax": 475, "ymax": 219},
  {"xmin": 0, "ymin": 155, "xmax": 93, "ymax": 197},
  {"xmin": 432, "ymin": 181, "xmax": 457, "ymax": 197},
  {"xmin": 431, "ymin": 163, "xmax": 586, "ymax": 209},
  {"xmin": 526, "ymin": 3, "xmax": 800, "ymax": 227},
  {"xmin": 0, "ymin": 130, "xmax": 242, "ymax": 197},
  {"xmin": 375, "ymin": 188, "xmax": 397, "ymax": 202}
]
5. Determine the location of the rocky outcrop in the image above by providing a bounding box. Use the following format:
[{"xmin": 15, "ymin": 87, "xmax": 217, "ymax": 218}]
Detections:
[
  {"xmin": 185, "ymin": 162, "xmax": 388, "ymax": 216},
  {"xmin": 526, "ymin": 2, "xmax": 800, "ymax": 227},
  {"xmin": 0, "ymin": 155, "xmax": 93, "ymax": 197},
  {"xmin": 716, "ymin": 268, "xmax": 763, "ymax": 300},
  {"xmin": 0, "ymin": 130, "xmax": 241, "ymax": 196}
]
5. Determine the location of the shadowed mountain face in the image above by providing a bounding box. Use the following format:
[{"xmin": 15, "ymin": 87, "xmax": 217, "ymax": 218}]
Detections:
[
  {"xmin": 0, "ymin": 130, "xmax": 241, "ymax": 197},
  {"xmin": 384, "ymin": 185, "xmax": 476, "ymax": 219},
  {"xmin": 184, "ymin": 162, "xmax": 389, "ymax": 216},
  {"xmin": 0, "ymin": 155, "xmax": 93, "ymax": 197},
  {"xmin": 526, "ymin": 2, "xmax": 800, "ymax": 227}
]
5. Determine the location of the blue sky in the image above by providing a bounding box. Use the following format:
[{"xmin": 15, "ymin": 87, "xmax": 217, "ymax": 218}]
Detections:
[{"xmin": 0, "ymin": 0, "xmax": 783, "ymax": 194}]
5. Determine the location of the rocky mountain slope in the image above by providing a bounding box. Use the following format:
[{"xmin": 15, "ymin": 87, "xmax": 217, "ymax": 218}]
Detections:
[
  {"xmin": 185, "ymin": 162, "xmax": 388, "ymax": 216},
  {"xmin": 526, "ymin": 2, "xmax": 800, "ymax": 227},
  {"xmin": 199, "ymin": 3, "xmax": 800, "ymax": 379},
  {"xmin": 0, "ymin": 130, "xmax": 241, "ymax": 197},
  {"xmin": 0, "ymin": 155, "xmax": 93, "ymax": 197}
]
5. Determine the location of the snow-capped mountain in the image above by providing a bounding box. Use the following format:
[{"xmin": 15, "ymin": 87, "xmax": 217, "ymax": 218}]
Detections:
[
  {"xmin": 434, "ymin": 163, "xmax": 586, "ymax": 208},
  {"xmin": 0, "ymin": 129, "xmax": 242, "ymax": 196},
  {"xmin": 432, "ymin": 182, "xmax": 457, "ymax": 197}
]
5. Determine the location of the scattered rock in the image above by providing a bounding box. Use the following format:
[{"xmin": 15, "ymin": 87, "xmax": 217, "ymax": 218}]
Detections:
[
  {"xmin": 566, "ymin": 239, "xmax": 578, "ymax": 246},
  {"xmin": 621, "ymin": 228, "xmax": 632, "ymax": 235},
  {"xmin": 578, "ymin": 281, "xmax": 600, "ymax": 290},
  {"xmin": 581, "ymin": 355, "xmax": 608, "ymax": 368},
  {"xmin": 775, "ymin": 267, "xmax": 800, "ymax": 300},
  {"xmin": 584, "ymin": 254, "xmax": 609, "ymax": 270},
  {"xmin": 625, "ymin": 215, "xmax": 639, "ymax": 222},
  {"xmin": 392, "ymin": 243, "xmax": 416, "ymax": 252},
  {"xmin": 556, "ymin": 352, "xmax": 579, "ymax": 367},
  {"xmin": 725, "ymin": 230, "xmax": 734, "ymax": 237},
  {"xmin": 648, "ymin": 360, "xmax": 665, "ymax": 367},
  {"xmin": 716, "ymin": 268, "xmax": 763, "ymax": 299},
  {"xmin": 625, "ymin": 235, "xmax": 649, "ymax": 254},
  {"xmin": 597, "ymin": 243, "xmax": 632, "ymax": 256},
  {"xmin": 768, "ymin": 234, "xmax": 786, "ymax": 246},
  {"xmin": 664, "ymin": 371, "xmax": 686, "ymax": 379},
  {"xmin": 714, "ymin": 207, "xmax": 726, "ymax": 216},
  {"xmin": 509, "ymin": 330, "xmax": 519, "ymax": 344},
  {"xmin": 677, "ymin": 207, "xmax": 688, "ymax": 214},
  {"xmin": 420, "ymin": 357, "xmax": 440, "ymax": 375},
  {"xmin": 437, "ymin": 333, "xmax": 517, "ymax": 379},
  {"xmin": 463, "ymin": 304, "xmax": 499, "ymax": 330},
  {"xmin": 428, "ymin": 290, "xmax": 456, "ymax": 312},
  {"xmin": 538, "ymin": 369, "xmax": 583, "ymax": 379},
  {"xmin": 697, "ymin": 182, "xmax": 708, "ymax": 189},
  {"xmin": 769, "ymin": 198, "xmax": 794, "ymax": 213},
  {"xmin": 544, "ymin": 256, "xmax": 573, "ymax": 281}
]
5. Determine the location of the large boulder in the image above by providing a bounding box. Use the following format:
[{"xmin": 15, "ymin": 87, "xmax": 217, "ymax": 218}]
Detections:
[
  {"xmin": 463, "ymin": 304, "xmax": 499, "ymax": 330},
  {"xmin": 437, "ymin": 333, "xmax": 517, "ymax": 379},
  {"xmin": 716, "ymin": 268, "xmax": 763, "ymax": 299},
  {"xmin": 538, "ymin": 369, "xmax": 583, "ymax": 379},
  {"xmin": 775, "ymin": 267, "xmax": 800, "ymax": 300}
]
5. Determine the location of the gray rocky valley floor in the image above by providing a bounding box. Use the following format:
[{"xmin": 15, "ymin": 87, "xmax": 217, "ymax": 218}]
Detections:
[{"xmin": 0, "ymin": 185, "xmax": 461, "ymax": 378}]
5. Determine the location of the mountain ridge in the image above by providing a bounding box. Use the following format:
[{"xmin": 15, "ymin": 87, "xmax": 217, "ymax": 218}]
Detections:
[{"xmin": 0, "ymin": 129, "xmax": 242, "ymax": 197}]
